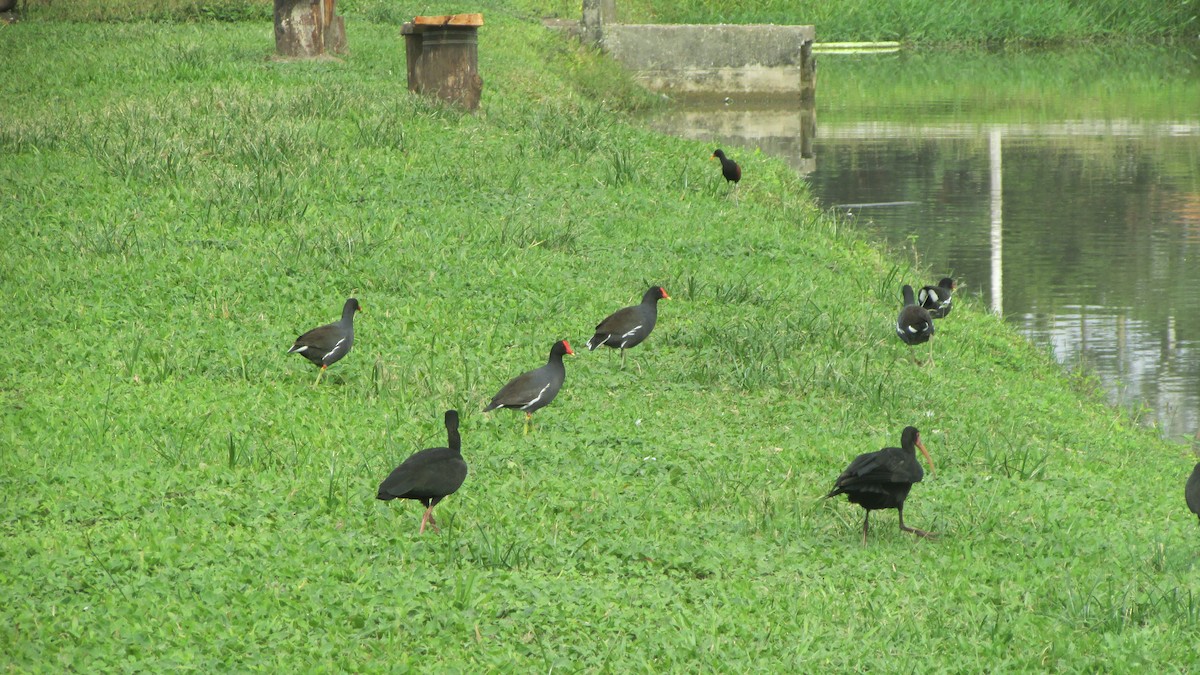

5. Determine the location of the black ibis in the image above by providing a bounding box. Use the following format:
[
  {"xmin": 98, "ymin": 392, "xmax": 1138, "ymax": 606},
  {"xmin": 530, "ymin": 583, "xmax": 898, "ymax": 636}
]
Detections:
[
  {"xmin": 826, "ymin": 426, "xmax": 936, "ymax": 544},
  {"xmin": 1187, "ymin": 463, "xmax": 1200, "ymax": 524},
  {"xmin": 377, "ymin": 410, "xmax": 468, "ymax": 534}
]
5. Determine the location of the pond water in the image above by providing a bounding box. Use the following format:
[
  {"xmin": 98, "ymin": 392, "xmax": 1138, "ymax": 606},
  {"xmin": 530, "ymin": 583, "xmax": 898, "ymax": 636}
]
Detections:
[{"xmin": 651, "ymin": 45, "xmax": 1200, "ymax": 442}]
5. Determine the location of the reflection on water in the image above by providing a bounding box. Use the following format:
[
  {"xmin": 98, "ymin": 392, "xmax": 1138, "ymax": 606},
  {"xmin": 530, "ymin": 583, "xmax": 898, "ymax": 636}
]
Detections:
[{"xmin": 650, "ymin": 47, "xmax": 1200, "ymax": 441}]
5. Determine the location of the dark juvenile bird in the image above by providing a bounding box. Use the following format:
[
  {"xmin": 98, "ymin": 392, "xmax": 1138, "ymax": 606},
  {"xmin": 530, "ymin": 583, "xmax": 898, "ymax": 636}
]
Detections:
[
  {"xmin": 1186, "ymin": 463, "xmax": 1200, "ymax": 524},
  {"xmin": 826, "ymin": 426, "xmax": 937, "ymax": 545},
  {"xmin": 896, "ymin": 284, "xmax": 934, "ymax": 346},
  {"xmin": 587, "ymin": 286, "xmax": 670, "ymax": 367},
  {"xmin": 711, "ymin": 149, "xmax": 741, "ymax": 185},
  {"xmin": 288, "ymin": 297, "xmax": 362, "ymax": 386},
  {"xmin": 377, "ymin": 410, "xmax": 468, "ymax": 534},
  {"xmin": 919, "ymin": 277, "xmax": 956, "ymax": 319},
  {"xmin": 484, "ymin": 340, "xmax": 574, "ymax": 433}
]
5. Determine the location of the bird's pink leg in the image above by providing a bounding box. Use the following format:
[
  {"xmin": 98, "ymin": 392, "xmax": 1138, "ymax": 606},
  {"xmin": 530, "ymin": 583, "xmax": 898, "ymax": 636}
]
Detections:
[{"xmin": 419, "ymin": 505, "xmax": 440, "ymax": 534}]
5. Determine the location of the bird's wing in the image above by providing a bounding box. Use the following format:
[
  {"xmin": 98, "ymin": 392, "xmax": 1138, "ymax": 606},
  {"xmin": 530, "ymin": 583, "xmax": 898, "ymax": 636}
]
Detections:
[
  {"xmin": 594, "ymin": 305, "xmax": 638, "ymax": 333},
  {"xmin": 378, "ymin": 448, "xmax": 467, "ymax": 499},
  {"xmin": 834, "ymin": 448, "xmax": 922, "ymax": 488},
  {"xmin": 292, "ymin": 322, "xmax": 343, "ymax": 352},
  {"xmin": 490, "ymin": 367, "xmax": 548, "ymax": 408}
]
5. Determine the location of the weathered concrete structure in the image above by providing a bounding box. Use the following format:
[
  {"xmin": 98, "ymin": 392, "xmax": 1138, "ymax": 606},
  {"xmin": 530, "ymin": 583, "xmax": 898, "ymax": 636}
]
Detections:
[{"xmin": 578, "ymin": 0, "xmax": 814, "ymax": 99}]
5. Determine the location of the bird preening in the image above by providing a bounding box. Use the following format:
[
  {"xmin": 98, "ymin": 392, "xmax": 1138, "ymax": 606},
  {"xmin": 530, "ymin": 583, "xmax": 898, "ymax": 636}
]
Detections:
[
  {"xmin": 826, "ymin": 426, "xmax": 936, "ymax": 545},
  {"xmin": 484, "ymin": 339, "xmax": 574, "ymax": 434},
  {"xmin": 919, "ymin": 277, "xmax": 956, "ymax": 319},
  {"xmin": 377, "ymin": 410, "xmax": 468, "ymax": 534},
  {"xmin": 896, "ymin": 284, "xmax": 935, "ymax": 364},
  {"xmin": 587, "ymin": 286, "xmax": 670, "ymax": 368},
  {"xmin": 896, "ymin": 285, "xmax": 934, "ymax": 346},
  {"xmin": 288, "ymin": 297, "xmax": 362, "ymax": 386}
]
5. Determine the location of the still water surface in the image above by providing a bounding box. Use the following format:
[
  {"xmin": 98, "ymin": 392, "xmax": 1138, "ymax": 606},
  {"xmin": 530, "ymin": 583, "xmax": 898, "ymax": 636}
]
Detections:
[{"xmin": 652, "ymin": 46, "xmax": 1200, "ymax": 441}]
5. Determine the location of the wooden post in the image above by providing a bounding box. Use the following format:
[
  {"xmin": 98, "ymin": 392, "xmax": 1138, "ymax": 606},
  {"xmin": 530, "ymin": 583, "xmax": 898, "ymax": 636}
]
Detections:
[
  {"xmin": 274, "ymin": 0, "xmax": 347, "ymax": 58},
  {"xmin": 401, "ymin": 14, "xmax": 485, "ymax": 111}
]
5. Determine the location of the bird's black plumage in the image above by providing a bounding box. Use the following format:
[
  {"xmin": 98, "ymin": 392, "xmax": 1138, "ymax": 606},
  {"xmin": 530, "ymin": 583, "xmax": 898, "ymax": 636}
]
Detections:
[
  {"xmin": 484, "ymin": 340, "xmax": 574, "ymax": 430},
  {"xmin": 377, "ymin": 410, "xmax": 468, "ymax": 533},
  {"xmin": 896, "ymin": 285, "xmax": 934, "ymax": 346},
  {"xmin": 919, "ymin": 277, "xmax": 956, "ymax": 319},
  {"xmin": 826, "ymin": 426, "xmax": 936, "ymax": 544},
  {"xmin": 289, "ymin": 297, "xmax": 361, "ymax": 384},
  {"xmin": 587, "ymin": 286, "xmax": 670, "ymax": 364},
  {"xmin": 711, "ymin": 149, "xmax": 741, "ymax": 184},
  {"xmin": 1187, "ymin": 463, "xmax": 1200, "ymax": 524}
]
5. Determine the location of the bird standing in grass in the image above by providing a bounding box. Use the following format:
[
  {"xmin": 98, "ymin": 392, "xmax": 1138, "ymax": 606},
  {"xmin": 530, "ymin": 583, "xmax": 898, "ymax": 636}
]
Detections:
[
  {"xmin": 897, "ymin": 284, "xmax": 935, "ymax": 364},
  {"xmin": 377, "ymin": 410, "xmax": 468, "ymax": 534},
  {"xmin": 587, "ymin": 286, "xmax": 670, "ymax": 368},
  {"xmin": 826, "ymin": 426, "xmax": 937, "ymax": 545},
  {"xmin": 288, "ymin": 297, "xmax": 361, "ymax": 386},
  {"xmin": 484, "ymin": 340, "xmax": 574, "ymax": 434},
  {"xmin": 711, "ymin": 149, "xmax": 741, "ymax": 202},
  {"xmin": 919, "ymin": 277, "xmax": 956, "ymax": 319},
  {"xmin": 1186, "ymin": 463, "xmax": 1200, "ymax": 524}
]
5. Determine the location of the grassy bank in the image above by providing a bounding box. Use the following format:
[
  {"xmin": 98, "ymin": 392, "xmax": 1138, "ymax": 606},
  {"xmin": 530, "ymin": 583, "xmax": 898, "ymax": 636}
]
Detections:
[
  {"xmin": 19, "ymin": 0, "xmax": 1199, "ymax": 45},
  {"xmin": 610, "ymin": 0, "xmax": 1198, "ymax": 45},
  {"xmin": 3, "ymin": 5, "xmax": 1200, "ymax": 671}
]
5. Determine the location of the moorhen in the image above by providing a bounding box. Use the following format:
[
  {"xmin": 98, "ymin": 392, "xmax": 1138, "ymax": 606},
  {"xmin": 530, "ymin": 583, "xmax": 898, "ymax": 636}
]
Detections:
[
  {"xmin": 288, "ymin": 297, "xmax": 361, "ymax": 386},
  {"xmin": 586, "ymin": 286, "xmax": 670, "ymax": 367},
  {"xmin": 919, "ymin": 277, "xmax": 956, "ymax": 319},
  {"xmin": 826, "ymin": 426, "xmax": 937, "ymax": 545},
  {"xmin": 712, "ymin": 149, "xmax": 741, "ymax": 202},
  {"xmin": 897, "ymin": 284, "xmax": 935, "ymax": 364},
  {"xmin": 377, "ymin": 410, "xmax": 468, "ymax": 534},
  {"xmin": 484, "ymin": 340, "xmax": 574, "ymax": 433}
]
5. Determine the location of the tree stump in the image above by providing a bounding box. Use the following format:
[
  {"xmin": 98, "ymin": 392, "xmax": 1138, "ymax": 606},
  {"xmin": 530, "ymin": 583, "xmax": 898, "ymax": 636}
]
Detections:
[
  {"xmin": 401, "ymin": 14, "xmax": 484, "ymax": 111},
  {"xmin": 274, "ymin": 0, "xmax": 347, "ymax": 58}
]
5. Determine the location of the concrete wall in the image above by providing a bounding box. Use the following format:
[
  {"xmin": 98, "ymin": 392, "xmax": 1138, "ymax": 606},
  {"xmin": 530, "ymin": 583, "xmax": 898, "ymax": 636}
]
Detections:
[{"xmin": 600, "ymin": 24, "xmax": 815, "ymax": 95}]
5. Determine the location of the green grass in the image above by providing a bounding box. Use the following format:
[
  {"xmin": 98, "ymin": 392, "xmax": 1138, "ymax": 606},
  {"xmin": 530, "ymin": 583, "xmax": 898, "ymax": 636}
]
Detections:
[
  {"xmin": 3, "ymin": 6, "xmax": 1200, "ymax": 671},
  {"xmin": 609, "ymin": 0, "xmax": 1198, "ymax": 45}
]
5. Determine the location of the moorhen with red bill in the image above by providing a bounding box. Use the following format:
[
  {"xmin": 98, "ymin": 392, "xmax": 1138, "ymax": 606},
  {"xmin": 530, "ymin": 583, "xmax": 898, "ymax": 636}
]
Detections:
[
  {"xmin": 587, "ymin": 286, "xmax": 670, "ymax": 366},
  {"xmin": 484, "ymin": 340, "xmax": 574, "ymax": 433}
]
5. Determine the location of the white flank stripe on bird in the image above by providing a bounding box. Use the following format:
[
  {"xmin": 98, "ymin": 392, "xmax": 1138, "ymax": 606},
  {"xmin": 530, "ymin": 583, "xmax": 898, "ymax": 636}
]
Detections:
[{"xmin": 521, "ymin": 383, "xmax": 552, "ymax": 410}]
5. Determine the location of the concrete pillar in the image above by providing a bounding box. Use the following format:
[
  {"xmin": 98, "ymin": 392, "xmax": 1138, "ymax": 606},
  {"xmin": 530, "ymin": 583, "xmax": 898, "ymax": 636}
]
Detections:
[{"xmin": 581, "ymin": 0, "xmax": 616, "ymax": 46}]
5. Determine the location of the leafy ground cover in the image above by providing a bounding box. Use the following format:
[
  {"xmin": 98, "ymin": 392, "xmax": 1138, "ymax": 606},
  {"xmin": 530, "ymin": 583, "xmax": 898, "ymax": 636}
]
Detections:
[{"xmin": 2, "ymin": 4, "xmax": 1199, "ymax": 670}]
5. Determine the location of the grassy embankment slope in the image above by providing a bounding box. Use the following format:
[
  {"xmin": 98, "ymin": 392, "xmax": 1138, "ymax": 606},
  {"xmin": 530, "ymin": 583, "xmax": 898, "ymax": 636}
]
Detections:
[
  {"xmin": 611, "ymin": 0, "xmax": 1197, "ymax": 44},
  {"xmin": 2, "ymin": 2, "xmax": 1199, "ymax": 670}
]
